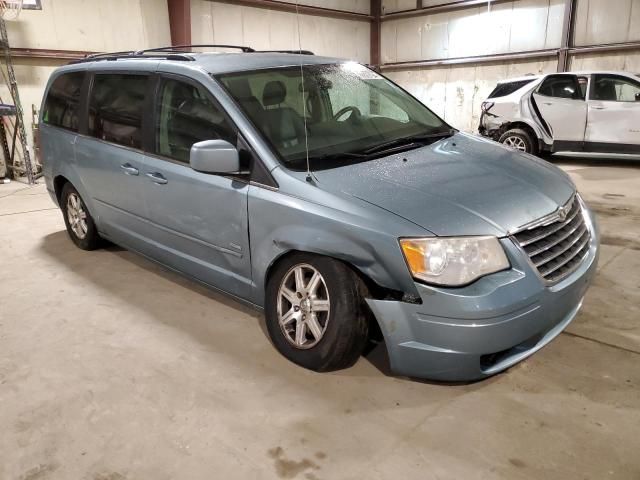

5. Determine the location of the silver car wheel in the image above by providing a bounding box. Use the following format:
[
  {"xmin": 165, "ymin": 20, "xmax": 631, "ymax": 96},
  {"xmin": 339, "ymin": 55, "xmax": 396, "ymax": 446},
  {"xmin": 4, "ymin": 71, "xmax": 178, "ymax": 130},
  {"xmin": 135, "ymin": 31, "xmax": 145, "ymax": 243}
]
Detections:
[
  {"xmin": 503, "ymin": 136, "xmax": 527, "ymax": 152},
  {"xmin": 67, "ymin": 192, "xmax": 88, "ymax": 240},
  {"xmin": 277, "ymin": 264, "xmax": 330, "ymax": 349}
]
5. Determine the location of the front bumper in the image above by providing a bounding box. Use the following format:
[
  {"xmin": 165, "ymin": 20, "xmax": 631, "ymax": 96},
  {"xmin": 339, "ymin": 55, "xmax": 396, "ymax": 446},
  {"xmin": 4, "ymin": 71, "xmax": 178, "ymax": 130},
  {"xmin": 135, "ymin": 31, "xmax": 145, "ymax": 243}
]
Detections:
[{"xmin": 367, "ymin": 207, "xmax": 600, "ymax": 382}]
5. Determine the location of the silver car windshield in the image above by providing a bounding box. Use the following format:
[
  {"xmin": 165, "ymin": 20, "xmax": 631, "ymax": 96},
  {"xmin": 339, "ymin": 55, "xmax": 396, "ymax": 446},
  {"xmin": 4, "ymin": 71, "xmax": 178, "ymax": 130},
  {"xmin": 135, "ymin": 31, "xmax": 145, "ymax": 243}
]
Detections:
[{"xmin": 218, "ymin": 62, "xmax": 451, "ymax": 170}]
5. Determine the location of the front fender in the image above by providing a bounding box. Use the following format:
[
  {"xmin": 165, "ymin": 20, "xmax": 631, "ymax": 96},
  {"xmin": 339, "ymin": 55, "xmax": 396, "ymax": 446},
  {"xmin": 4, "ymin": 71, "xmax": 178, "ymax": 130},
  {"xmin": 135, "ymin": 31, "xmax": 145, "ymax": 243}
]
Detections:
[{"xmin": 247, "ymin": 184, "xmax": 427, "ymax": 307}]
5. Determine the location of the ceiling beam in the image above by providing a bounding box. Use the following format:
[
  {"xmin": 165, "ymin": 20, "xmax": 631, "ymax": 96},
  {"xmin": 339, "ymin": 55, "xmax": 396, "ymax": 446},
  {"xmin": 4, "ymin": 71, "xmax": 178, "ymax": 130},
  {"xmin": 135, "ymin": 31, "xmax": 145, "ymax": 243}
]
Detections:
[
  {"xmin": 380, "ymin": 48, "xmax": 559, "ymax": 70},
  {"xmin": 569, "ymin": 41, "xmax": 640, "ymax": 55},
  {"xmin": 381, "ymin": 0, "xmax": 517, "ymax": 21},
  {"xmin": 213, "ymin": 0, "xmax": 373, "ymax": 22},
  {"xmin": 168, "ymin": 0, "xmax": 192, "ymax": 46},
  {"xmin": 9, "ymin": 48, "xmax": 95, "ymax": 60}
]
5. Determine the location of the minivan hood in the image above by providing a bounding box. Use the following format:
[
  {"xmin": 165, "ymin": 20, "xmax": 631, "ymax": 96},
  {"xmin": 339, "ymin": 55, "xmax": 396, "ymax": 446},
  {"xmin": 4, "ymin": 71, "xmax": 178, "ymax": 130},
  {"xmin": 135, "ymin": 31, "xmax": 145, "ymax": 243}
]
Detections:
[{"xmin": 312, "ymin": 133, "xmax": 575, "ymax": 237}]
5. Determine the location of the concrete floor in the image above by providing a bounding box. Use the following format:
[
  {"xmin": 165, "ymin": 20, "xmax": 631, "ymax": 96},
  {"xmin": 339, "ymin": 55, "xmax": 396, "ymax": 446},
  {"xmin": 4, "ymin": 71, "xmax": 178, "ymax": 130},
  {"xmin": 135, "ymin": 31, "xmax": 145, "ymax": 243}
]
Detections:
[{"xmin": 1, "ymin": 159, "xmax": 639, "ymax": 480}]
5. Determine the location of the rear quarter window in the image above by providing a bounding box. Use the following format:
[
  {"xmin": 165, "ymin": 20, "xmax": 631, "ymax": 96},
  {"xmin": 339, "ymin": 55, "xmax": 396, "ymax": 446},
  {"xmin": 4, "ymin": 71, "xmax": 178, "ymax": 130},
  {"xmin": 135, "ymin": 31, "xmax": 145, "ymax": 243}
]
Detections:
[
  {"xmin": 42, "ymin": 72, "xmax": 85, "ymax": 132},
  {"xmin": 488, "ymin": 79, "xmax": 535, "ymax": 99}
]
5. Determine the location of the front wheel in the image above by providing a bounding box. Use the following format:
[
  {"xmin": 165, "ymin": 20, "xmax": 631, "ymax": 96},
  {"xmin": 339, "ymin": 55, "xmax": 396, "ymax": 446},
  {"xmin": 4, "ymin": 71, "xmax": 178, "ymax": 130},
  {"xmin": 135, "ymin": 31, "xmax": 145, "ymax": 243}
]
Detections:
[
  {"xmin": 265, "ymin": 253, "xmax": 368, "ymax": 372},
  {"xmin": 499, "ymin": 128, "xmax": 538, "ymax": 155}
]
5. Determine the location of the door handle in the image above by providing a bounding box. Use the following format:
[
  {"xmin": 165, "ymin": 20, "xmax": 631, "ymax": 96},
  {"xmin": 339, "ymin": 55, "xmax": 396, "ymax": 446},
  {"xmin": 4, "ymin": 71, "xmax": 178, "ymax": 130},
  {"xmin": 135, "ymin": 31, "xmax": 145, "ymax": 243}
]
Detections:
[
  {"xmin": 592, "ymin": 106, "xmax": 605, "ymax": 110},
  {"xmin": 120, "ymin": 163, "xmax": 139, "ymax": 176},
  {"xmin": 146, "ymin": 172, "xmax": 168, "ymax": 184},
  {"xmin": 543, "ymin": 102, "xmax": 553, "ymax": 106}
]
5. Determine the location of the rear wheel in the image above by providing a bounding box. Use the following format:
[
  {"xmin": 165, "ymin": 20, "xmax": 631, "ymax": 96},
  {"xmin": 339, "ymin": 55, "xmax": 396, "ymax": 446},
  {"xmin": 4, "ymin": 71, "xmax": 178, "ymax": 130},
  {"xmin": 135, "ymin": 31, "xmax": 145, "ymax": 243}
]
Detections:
[
  {"xmin": 499, "ymin": 128, "xmax": 538, "ymax": 155},
  {"xmin": 61, "ymin": 183, "xmax": 101, "ymax": 250},
  {"xmin": 265, "ymin": 253, "xmax": 368, "ymax": 372}
]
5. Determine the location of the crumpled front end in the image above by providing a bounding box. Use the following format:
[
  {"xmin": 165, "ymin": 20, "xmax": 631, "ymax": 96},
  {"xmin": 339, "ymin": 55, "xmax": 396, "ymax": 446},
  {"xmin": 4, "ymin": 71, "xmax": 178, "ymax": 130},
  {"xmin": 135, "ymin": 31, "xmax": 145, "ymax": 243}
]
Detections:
[{"xmin": 366, "ymin": 203, "xmax": 599, "ymax": 382}]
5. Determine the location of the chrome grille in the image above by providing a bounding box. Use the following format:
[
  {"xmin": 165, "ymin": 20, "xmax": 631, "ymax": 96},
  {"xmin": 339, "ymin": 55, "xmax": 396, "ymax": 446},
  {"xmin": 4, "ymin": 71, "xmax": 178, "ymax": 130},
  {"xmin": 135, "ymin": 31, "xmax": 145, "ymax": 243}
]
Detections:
[{"xmin": 513, "ymin": 196, "xmax": 591, "ymax": 283}]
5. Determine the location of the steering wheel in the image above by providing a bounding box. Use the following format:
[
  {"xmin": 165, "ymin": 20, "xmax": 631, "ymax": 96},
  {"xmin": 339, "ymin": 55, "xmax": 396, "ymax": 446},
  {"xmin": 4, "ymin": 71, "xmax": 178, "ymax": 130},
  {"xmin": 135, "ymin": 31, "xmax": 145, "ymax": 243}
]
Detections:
[{"xmin": 333, "ymin": 106, "xmax": 362, "ymax": 122}]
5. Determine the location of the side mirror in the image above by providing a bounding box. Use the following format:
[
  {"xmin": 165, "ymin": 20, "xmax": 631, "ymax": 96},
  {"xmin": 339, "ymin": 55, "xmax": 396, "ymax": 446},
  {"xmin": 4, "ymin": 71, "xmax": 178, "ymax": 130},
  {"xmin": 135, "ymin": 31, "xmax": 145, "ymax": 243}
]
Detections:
[
  {"xmin": 190, "ymin": 139, "xmax": 240, "ymax": 174},
  {"xmin": 635, "ymin": 92, "xmax": 640, "ymax": 102}
]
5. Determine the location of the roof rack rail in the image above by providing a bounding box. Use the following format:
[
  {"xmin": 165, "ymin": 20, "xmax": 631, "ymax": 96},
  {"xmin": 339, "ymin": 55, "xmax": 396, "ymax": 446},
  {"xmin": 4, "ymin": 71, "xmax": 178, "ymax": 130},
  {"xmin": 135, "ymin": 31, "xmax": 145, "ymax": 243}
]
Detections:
[
  {"xmin": 70, "ymin": 52, "xmax": 196, "ymax": 64},
  {"xmin": 135, "ymin": 44, "xmax": 255, "ymax": 54},
  {"xmin": 257, "ymin": 49, "xmax": 315, "ymax": 55}
]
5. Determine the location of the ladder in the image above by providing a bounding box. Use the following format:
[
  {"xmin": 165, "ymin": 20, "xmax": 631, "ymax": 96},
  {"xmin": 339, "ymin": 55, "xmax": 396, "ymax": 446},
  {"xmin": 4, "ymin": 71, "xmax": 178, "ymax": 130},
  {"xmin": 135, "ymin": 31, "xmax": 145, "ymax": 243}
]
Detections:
[{"xmin": 0, "ymin": 15, "xmax": 34, "ymax": 183}]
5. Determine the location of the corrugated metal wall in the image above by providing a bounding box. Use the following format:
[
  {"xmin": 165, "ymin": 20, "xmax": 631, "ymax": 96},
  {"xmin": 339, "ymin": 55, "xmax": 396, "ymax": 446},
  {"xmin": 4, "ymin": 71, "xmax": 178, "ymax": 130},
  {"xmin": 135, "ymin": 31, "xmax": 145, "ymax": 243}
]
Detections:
[
  {"xmin": 381, "ymin": 0, "xmax": 564, "ymax": 63},
  {"xmin": 190, "ymin": 0, "xmax": 371, "ymax": 63},
  {"xmin": 381, "ymin": 0, "xmax": 640, "ymax": 132},
  {"xmin": 571, "ymin": 0, "xmax": 640, "ymax": 71}
]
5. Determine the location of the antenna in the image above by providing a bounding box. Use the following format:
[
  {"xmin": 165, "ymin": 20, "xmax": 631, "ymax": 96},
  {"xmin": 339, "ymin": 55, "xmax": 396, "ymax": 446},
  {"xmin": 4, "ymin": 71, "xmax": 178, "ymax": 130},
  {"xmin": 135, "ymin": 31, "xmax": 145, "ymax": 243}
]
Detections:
[{"xmin": 294, "ymin": 2, "xmax": 313, "ymax": 183}]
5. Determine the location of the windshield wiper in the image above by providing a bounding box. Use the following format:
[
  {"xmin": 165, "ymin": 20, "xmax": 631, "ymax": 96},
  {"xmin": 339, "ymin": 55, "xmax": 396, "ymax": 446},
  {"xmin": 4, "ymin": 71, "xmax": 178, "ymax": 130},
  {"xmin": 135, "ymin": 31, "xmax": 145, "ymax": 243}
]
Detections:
[{"xmin": 362, "ymin": 129, "xmax": 456, "ymax": 155}]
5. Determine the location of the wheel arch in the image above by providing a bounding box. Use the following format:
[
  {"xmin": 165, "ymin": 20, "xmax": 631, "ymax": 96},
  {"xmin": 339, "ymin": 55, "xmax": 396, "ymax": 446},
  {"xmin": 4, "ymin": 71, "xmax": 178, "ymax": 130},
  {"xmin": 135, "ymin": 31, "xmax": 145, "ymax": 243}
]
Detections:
[
  {"xmin": 264, "ymin": 249, "xmax": 407, "ymax": 303},
  {"xmin": 498, "ymin": 120, "xmax": 549, "ymax": 153},
  {"xmin": 263, "ymin": 249, "xmax": 398, "ymax": 343},
  {"xmin": 53, "ymin": 174, "xmax": 70, "ymax": 205}
]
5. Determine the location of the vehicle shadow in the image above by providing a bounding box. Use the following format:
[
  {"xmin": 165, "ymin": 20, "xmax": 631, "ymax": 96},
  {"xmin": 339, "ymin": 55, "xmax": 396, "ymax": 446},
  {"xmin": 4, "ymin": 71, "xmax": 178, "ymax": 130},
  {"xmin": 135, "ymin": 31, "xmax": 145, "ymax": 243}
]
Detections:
[{"xmin": 39, "ymin": 230, "xmax": 490, "ymax": 389}]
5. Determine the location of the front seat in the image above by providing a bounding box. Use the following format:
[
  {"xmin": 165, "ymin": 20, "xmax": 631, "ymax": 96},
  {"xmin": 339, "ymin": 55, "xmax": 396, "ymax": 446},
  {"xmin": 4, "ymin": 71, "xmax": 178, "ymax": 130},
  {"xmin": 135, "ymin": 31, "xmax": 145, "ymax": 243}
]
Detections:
[
  {"xmin": 225, "ymin": 77, "xmax": 265, "ymax": 128},
  {"xmin": 261, "ymin": 80, "xmax": 306, "ymax": 149},
  {"xmin": 593, "ymin": 80, "xmax": 618, "ymax": 101}
]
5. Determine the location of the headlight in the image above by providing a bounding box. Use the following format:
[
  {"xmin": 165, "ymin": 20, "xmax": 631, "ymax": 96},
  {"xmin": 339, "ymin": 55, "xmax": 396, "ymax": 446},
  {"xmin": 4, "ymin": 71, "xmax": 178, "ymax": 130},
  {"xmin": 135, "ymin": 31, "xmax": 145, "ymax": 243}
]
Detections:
[{"xmin": 400, "ymin": 236, "xmax": 510, "ymax": 286}]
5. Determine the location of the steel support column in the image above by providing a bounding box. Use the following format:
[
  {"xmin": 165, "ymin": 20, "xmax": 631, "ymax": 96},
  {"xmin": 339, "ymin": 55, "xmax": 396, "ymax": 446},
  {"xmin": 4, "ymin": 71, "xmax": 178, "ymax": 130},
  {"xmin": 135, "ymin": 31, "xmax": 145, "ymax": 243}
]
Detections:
[
  {"xmin": 557, "ymin": 0, "xmax": 576, "ymax": 72},
  {"xmin": 370, "ymin": 0, "xmax": 382, "ymax": 68},
  {"xmin": 168, "ymin": 0, "xmax": 192, "ymax": 46}
]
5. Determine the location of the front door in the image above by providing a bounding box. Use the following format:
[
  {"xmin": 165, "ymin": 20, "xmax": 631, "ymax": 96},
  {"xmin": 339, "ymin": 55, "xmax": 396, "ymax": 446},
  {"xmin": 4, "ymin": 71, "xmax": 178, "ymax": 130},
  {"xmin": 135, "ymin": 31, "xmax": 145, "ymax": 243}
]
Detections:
[
  {"xmin": 585, "ymin": 73, "xmax": 640, "ymax": 153},
  {"xmin": 532, "ymin": 74, "xmax": 587, "ymax": 149},
  {"xmin": 141, "ymin": 75, "xmax": 252, "ymax": 299},
  {"xmin": 74, "ymin": 73, "xmax": 151, "ymax": 249}
]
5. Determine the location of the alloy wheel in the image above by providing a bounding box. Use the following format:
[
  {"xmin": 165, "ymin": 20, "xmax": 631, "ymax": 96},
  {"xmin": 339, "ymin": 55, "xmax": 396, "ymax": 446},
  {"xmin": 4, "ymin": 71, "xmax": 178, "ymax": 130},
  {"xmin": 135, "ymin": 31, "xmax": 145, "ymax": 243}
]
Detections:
[
  {"xmin": 66, "ymin": 192, "xmax": 88, "ymax": 239},
  {"xmin": 503, "ymin": 136, "xmax": 527, "ymax": 152},
  {"xmin": 277, "ymin": 264, "xmax": 330, "ymax": 349}
]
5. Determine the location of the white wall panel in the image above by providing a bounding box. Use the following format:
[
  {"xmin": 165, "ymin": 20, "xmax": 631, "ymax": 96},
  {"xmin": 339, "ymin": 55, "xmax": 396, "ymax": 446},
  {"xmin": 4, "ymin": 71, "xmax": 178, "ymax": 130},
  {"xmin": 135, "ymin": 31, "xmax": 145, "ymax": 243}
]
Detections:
[
  {"xmin": 277, "ymin": 0, "xmax": 370, "ymax": 14},
  {"xmin": 574, "ymin": 0, "xmax": 640, "ymax": 46},
  {"xmin": 381, "ymin": 0, "xmax": 564, "ymax": 63},
  {"xmin": 570, "ymin": 52, "xmax": 640, "ymax": 72},
  {"xmin": 386, "ymin": 58, "xmax": 557, "ymax": 132},
  {"xmin": 191, "ymin": 1, "xmax": 370, "ymax": 63},
  {"xmin": 382, "ymin": 0, "xmax": 418, "ymax": 14},
  {"xmin": 6, "ymin": 0, "xmax": 170, "ymax": 51}
]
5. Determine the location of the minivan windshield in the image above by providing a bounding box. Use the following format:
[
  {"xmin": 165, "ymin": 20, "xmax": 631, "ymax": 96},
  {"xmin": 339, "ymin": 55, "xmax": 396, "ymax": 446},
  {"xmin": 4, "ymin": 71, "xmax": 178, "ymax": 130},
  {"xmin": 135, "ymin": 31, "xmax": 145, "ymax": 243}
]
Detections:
[{"xmin": 218, "ymin": 63, "xmax": 452, "ymax": 170}]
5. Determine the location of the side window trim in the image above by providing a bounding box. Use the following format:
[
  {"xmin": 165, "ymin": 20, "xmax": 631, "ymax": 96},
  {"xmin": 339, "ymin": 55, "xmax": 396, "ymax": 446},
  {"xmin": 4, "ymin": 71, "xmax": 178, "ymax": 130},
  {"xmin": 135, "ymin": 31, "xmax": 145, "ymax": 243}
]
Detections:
[
  {"xmin": 536, "ymin": 74, "xmax": 583, "ymax": 100},
  {"xmin": 152, "ymin": 72, "xmax": 238, "ymax": 163},
  {"xmin": 150, "ymin": 72, "xmax": 277, "ymax": 188},
  {"xmin": 589, "ymin": 73, "xmax": 640, "ymax": 102},
  {"xmin": 86, "ymin": 70, "xmax": 152, "ymax": 151},
  {"xmin": 42, "ymin": 70, "xmax": 87, "ymax": 133}
]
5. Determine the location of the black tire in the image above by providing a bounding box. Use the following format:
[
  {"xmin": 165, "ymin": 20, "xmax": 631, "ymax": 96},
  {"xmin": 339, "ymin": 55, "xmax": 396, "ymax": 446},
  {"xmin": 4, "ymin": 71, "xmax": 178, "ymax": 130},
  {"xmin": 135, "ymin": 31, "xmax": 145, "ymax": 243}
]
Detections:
[
  {"xmin": 61, "ymin": 183, "xmax": 101, "ymax": 250},
  {"xmin": 498, "ymin": 128, "xmax": 539, "ymax": 155},
  {"xmin": 265, "ymin": 253, "xmax": 368, "ymax": 372}
]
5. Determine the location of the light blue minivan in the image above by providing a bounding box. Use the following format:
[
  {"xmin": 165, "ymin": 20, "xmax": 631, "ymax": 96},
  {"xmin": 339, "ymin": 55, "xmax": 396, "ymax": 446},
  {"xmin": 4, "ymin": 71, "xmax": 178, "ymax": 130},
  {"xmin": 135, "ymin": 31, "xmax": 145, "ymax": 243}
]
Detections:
[{"xmin": 41, "ymin": 46, "xmax": 599, "ymax": 381}]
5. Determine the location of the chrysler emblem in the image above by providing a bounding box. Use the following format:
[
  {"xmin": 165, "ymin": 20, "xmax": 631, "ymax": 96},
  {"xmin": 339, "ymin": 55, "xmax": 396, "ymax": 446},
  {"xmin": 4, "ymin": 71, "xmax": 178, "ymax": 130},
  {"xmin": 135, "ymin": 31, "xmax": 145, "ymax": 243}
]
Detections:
[{"xmin": 557, "ymin": 205, "xmax": 569, "ymax": 222}]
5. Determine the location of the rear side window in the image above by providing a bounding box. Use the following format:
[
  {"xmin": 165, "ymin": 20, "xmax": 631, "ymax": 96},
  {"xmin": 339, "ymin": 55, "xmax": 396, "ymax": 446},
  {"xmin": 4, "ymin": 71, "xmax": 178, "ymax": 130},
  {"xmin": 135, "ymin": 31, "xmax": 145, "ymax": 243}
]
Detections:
[
  {"xmin": 487, "ymin": 79, "xmax": 534, "ymax": 99},
  {"xmin": 43, "ymin": 72, "xmax": 85, "ymax": 132},
  {"xmin": 538, "ymin": 75, "xmax": 583, "ymax": 100},
  {"xmin": 88, "ymin": 74, "xmax": 149, "ymax": 149}
]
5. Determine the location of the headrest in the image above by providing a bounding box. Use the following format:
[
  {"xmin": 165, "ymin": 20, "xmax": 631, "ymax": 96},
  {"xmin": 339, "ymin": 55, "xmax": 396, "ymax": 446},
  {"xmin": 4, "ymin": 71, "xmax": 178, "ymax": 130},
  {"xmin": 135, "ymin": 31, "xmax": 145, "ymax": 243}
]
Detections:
[
  {"xmin": 595, "ymin": 81, "xmax": 617, "ymax": 101},
  {"xmin": 226, "ymin": 78, "xmax": 254, "ymax": 100},
  {"xmin": 263, "ymin": 80, "xmax": 287, "ymax": 106}
]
